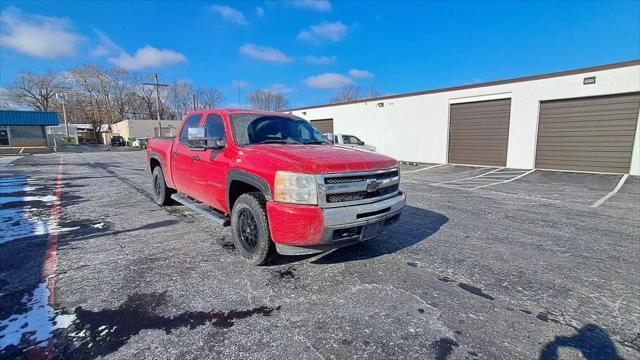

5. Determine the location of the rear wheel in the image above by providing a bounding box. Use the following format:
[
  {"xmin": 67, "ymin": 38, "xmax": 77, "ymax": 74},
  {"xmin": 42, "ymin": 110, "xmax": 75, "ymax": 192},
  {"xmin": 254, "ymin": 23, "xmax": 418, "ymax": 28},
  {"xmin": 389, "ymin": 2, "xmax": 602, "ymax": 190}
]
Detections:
[
  {"xmin": 231, "ymin": 193, "xmax": 274, "ymax": 265},
  {"xmin": 152, "ymin": 166, "xmax": 171, "ymax": 206}
]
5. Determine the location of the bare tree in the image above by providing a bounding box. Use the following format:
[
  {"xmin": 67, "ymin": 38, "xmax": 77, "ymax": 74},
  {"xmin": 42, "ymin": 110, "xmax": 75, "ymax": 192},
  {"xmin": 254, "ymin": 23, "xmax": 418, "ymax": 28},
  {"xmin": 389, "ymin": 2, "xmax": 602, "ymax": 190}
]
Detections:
[
  {"xmin": 196, "ymin": 87, "xmax": 224, "ymax": 109},
  {"xmin": 364, "ymin": 86, "xmax": 381, "ymax": 98},
  {"xmin": 166, "ymin": 81, "xmax": 194, "ymax": 118},
  {"xmin": 331, "ymin": 85, "xmax": 381, "ymax": 103},
  {"xmin": 8, "ymin": 71, "xmax": 62, "ymax": 111},
  {"xmin": 248, "ymin": 90, "xmax": 289, "ymax": 111},
  {"xmin": 331, "ymin": 85, "xmax": 361, "ymax": 104}
]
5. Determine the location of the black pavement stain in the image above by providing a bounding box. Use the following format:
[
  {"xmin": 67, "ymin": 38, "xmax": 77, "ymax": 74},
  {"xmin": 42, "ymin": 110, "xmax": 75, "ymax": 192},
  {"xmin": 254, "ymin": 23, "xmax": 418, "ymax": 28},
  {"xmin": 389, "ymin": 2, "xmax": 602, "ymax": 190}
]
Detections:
[
  {"xmin": 49, "ymin": 292, "xmax": 280, "ymax": 359},
  {"xmin": 457, "ymin": 283, "xmax": 495, "ymax": 301},
  {"xmin": 406, "ymin": 261, "xmax": 419, "ymax": 267},
  {"xmin": 417, "ymin": 308, "xmax": 425, "ymax": 314},
  {"xmin": 520, "ymin": 309, "xmax": 533, "ymax": 315},
  {"xmin": 437, "ymin": 277, "xmax": 455, "ymax": 283},
  {"xmin": 430, "ymin": 337, "xmax": 459, "ymax": 360},
  {"xmin": 535, "ymin": 312, "xmax": 561, "ymax": 325},
  {"xmin": 277, "ymin": 267, "xmax": 296, "ymax": 280}
]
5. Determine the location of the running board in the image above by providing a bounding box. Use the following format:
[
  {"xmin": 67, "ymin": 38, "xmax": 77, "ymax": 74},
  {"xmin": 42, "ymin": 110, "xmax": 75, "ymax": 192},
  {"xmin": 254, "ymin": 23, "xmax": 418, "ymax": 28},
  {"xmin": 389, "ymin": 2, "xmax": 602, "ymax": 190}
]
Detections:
[{"xmin": 171, "ymin": 193, "xmax": 230, "ymax": 226}]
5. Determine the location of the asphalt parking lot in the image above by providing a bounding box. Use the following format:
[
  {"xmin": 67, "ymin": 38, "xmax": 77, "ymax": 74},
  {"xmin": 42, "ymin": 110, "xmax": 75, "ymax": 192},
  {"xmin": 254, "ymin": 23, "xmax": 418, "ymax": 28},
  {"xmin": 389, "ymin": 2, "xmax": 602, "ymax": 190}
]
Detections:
[{"xmin": 1, "ymin": 151, "xmax": 639, "ymax": 359}]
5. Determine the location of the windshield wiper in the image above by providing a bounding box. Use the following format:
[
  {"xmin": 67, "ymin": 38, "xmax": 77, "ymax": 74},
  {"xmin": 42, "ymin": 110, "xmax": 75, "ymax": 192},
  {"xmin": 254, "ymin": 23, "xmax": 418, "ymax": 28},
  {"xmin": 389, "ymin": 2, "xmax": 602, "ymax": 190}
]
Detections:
[
  {"xmin": 255, "ymin": 139, "xmax": 301, "ymax": 144},
  {"xmin": 302, "ymin": 140, "xmax": 326, "ymax": 145}
]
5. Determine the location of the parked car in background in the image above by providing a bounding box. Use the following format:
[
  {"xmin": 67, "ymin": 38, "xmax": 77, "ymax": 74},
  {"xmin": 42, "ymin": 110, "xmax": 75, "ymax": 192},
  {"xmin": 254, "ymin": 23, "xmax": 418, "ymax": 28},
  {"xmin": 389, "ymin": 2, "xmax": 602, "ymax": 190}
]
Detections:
[
  {"xmin": 132, "ymin": 137, "xmax": 148, "ymax": 149},
  {"xmin": 147, "ymin": 109, "xmax": 404, "ymax": 265},
  {"xmin": 110, "ymin": 135, "xmax": 126, "ymax": 146},
  {"xmin": 326, "ymin": 133, "xmax": 377, "ymax": 152}
]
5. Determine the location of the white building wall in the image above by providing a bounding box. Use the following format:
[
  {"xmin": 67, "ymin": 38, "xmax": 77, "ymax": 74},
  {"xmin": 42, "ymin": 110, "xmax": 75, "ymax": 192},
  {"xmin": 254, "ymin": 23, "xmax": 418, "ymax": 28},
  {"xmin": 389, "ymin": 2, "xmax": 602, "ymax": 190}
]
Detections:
[{"xmin": 291, "ymin": 64, "xmax": 640, "ymax": 174}]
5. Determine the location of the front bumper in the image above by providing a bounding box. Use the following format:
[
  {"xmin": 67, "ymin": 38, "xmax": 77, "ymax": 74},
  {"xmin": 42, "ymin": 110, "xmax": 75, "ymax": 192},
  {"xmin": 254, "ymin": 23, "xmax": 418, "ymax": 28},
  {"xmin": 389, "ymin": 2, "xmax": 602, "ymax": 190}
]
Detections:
[{"xmin": 267, "ymin": 192, "xmax": 406, "ymax": 255}]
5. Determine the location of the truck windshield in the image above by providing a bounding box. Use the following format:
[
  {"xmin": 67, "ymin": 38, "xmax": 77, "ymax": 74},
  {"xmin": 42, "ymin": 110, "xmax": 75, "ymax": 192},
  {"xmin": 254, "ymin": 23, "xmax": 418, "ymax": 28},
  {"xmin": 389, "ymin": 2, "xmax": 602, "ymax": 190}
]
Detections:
[{"xmin": 231, "ymin": 114, "xmax": 331, "ymax": 146}]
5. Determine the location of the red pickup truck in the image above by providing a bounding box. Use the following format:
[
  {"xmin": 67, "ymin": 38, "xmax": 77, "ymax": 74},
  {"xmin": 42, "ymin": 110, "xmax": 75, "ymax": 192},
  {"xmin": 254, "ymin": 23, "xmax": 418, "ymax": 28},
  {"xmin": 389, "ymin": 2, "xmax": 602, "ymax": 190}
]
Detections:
[{"xmin": 146, "ymin": 109, "xmax": 405, "ymax": 265}]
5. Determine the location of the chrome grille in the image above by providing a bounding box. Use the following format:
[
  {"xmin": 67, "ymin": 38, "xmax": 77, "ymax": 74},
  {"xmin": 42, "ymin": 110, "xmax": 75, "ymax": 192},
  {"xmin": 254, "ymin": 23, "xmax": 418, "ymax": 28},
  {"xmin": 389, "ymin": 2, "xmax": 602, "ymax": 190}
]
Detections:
[
  {"xmin": 324, "ymin": 169, "xmax": 399, "ymax": 184},
  {"xmin": 326, "ymin": 184, "xmax": 399, "ymax": 203},
  {"xmin": 318, "ymin": 168, "xmax": 401, "ymax": 207}
]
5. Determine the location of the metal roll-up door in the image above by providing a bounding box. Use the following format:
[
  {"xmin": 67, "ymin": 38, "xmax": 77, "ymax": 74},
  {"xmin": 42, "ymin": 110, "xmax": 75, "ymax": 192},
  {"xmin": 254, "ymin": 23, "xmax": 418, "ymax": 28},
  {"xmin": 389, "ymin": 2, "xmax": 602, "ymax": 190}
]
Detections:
[
  {"xmin": 448, "ymin": 99, "xmax": 511, "ymax": 166},
  {"xmin": 310, "ymin": 119, "xmax": 333, "ymax": 134},
  {"xmin": 536, "ymin": 92, "xmax": 640, "ymax": 173}
]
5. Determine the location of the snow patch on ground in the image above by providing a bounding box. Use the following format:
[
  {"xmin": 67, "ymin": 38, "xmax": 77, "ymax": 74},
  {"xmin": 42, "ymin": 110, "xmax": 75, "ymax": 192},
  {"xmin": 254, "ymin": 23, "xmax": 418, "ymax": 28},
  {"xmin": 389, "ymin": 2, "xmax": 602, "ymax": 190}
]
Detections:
[
  {"xmin": 0, "ymin": 176, "xmax": 77, "ymax": 245},
  {"xmin": 91, "ymin": 223, "xmax": 105, "ymax": 229},
  {"xmin": 0, "ymin": 195, "xmax": 57, "ymax": 205},
  {"xmin": 0, "ymin": 283, "xmax": 76, "ymax": 350},
  {"xmin": 0, "ymin": 186, "xmax": 37, "ymax": 194}
]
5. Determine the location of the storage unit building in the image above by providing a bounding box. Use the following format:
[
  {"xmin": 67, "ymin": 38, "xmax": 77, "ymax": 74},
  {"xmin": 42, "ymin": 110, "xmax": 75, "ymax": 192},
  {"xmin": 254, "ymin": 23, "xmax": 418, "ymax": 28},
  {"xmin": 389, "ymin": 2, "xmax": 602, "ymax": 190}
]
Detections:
[
  {"xmin": 448, "ymin": 99, "xmax": 511, "ymax": 166},
  {"xmin": 535, "ymin": 92, "xmax": 640, "ymax": 173},
  {"xmin": 290, "ymin": 60, "xmax": 640, "ymax": 175}
]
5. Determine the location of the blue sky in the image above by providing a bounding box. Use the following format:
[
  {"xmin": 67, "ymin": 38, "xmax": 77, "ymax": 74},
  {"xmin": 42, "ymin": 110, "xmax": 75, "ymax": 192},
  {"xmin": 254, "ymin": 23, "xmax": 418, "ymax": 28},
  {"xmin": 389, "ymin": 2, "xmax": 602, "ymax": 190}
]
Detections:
[{"xmin": 0, "ymin": 0, "xmax": 639, "ymax": 108}]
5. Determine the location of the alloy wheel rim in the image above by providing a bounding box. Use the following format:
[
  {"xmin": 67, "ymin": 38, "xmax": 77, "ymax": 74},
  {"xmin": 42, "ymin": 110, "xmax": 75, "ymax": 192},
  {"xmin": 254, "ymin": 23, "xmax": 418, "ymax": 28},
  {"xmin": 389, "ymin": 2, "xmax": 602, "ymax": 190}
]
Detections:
[{"xmin": 238, "ymin": 209, "xmax": 259, "ymax": 250}]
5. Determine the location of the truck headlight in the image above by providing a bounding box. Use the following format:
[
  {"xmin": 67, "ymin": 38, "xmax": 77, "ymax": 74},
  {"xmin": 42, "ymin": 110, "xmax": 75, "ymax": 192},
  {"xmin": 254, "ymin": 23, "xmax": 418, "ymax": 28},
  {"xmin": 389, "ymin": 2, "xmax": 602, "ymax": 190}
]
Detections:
[{"xmin": 274, "ymin": 171, "xmax": 318, "ymax": 205}]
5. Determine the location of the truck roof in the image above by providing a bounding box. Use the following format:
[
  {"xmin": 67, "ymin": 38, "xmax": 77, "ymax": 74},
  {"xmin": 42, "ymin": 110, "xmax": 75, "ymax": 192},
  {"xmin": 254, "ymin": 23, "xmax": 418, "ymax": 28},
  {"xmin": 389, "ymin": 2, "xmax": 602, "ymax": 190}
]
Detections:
[{"xmin": 187, "ymin": 109, "xmax": 292, "ymax": 116}]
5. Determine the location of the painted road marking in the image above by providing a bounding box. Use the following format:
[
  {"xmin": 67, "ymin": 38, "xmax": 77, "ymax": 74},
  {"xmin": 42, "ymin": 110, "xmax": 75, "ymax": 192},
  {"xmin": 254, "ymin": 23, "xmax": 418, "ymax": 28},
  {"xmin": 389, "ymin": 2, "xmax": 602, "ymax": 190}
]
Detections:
[
  {"xmin": 432, "ymin": 167, "xmax": 535, "ymax": 191},
  {"xmin": 590, "ymin": 174, "xmax": 629, "ymax": 208},
  {"xmin": 433, "ymin": 167, "xmax": 504, "ymax": 185},
  {"xmin": 43, "ymin": 154, "xmax": 64, "ymax": 304},
  {"xmin": 403, "ymin": 164, "xmax": 446, "ymax": 174},
  {"xmin": 468, "ymin": 169, "xmax": 536, "ymax": 190}
]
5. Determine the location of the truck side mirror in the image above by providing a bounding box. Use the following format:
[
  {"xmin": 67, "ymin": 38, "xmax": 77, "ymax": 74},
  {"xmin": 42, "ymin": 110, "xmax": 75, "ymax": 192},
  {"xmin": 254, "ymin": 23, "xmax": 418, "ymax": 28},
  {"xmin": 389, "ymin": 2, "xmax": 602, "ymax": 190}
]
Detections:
[{"xmin": 188, "ymin": 127, "xmax": 226, "ymax": 150}]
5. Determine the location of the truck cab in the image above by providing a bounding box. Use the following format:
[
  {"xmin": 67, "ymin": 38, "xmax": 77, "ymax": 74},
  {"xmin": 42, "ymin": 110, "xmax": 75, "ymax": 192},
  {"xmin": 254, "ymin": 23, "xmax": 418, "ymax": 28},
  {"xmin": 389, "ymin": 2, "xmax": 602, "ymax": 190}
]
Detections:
[{"xmin": 147, "ymin": 109, "xmax": 405, "ymax": 265}]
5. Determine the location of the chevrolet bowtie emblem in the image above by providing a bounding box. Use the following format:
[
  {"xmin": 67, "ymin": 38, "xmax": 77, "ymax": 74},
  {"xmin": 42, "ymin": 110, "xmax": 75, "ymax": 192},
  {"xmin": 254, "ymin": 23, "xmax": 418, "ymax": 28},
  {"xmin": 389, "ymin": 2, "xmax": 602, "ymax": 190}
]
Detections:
[{"xmin": 366, "ymin": 179, "xmax": 381, "ymax": 192}]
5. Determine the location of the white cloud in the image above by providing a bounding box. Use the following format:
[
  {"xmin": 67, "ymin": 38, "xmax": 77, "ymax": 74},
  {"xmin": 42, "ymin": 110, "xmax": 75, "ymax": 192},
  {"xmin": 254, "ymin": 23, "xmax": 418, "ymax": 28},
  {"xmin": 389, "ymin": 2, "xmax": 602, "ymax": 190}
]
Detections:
[
  {"xmin": 304, "ymin": 73, "xmax": 353, "ymax": 89},
  {"xmin": 239, "ymin": 43, "xmax": 291, "ymax": 64},
  {"xmin": 298, "ymin": 22, "xmax": 346, "ymax": 43},
  {"xmin": 348, "ymin": 69, "xmax": 374, "ymax": 79},
  {"xmin": 91, "ymin": 32, "xmax": 186, "ymax": 70},
  {"xmin": 90, "ymin": 31, "xmax": 120, "ymax": 57},
  {"xmin": 305, "ymin": 55, "xmax": 336, "ymax": 65},
  {"xmin": 210, "ymin": 5, "xmax": 247, "ymax": 26},
  {"xmin": 268, "ymin": 83, "xmax": 294, "ymax": 94},
  {"xmin": 109, "ymin": 46, "xmax": 186, "ymax": 70},
  {"xmin": 288, "ymin": 0, "xmax": 331, "ymax": 12},
  {"xmin": 0, "ymin": 7, "xmax": 82, "ymax": 58},
  {"xmin": 256, "ymin": 6, "xmax": 265, "ymax": 17}
]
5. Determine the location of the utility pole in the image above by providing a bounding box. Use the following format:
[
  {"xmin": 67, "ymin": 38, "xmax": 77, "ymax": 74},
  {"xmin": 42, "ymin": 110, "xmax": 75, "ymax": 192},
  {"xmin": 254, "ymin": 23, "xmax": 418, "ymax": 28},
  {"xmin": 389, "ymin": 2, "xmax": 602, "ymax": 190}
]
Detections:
[
  {"xmin": 55, "ymin": 92, "xmax": 69, "ymax": 138},
  {"xmin": 192, "ymin": 92, "xmax": 197, "ymax": 111},
  {"xmin": 144, "ymin": 73, "xmax": 168, "ymax": 137}
]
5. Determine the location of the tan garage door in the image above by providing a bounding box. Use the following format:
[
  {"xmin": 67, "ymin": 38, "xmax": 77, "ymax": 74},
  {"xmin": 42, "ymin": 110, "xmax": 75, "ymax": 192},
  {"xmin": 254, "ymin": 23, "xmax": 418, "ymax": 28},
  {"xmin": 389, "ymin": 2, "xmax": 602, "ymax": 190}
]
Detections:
[
  {"xmin": 536, "ymin": 92, "xmax": 640, "ymax": 173},
  {"xmin": 448, "ymin": 99, "xmax": 511, "ymax": 166},
  {"xmin": 310, "ymin": 119, "xmax": 333, "ymax": 133}
]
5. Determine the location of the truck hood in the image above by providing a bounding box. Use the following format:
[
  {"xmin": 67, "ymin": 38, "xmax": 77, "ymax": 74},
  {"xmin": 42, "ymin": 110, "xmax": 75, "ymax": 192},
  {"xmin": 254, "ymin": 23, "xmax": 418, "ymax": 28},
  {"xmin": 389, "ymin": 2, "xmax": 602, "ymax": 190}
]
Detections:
[{"xmin": 247, "ymin": 144, "xmax": 397, "ymax": 173}]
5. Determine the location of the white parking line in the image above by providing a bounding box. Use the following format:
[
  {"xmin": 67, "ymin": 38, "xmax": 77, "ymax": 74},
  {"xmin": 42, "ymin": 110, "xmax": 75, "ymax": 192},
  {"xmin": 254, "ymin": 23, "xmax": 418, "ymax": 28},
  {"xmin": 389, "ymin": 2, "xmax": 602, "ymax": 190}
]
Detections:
[
  {"xmin": 403, "ymin": 164, "xmax": 446, "ymax": 173},
  {"xmin": 434, "ymin": 167, "xmax": 504, "ymax": 185},
  {"xmin": 468, "ymin": 169, "xmax": 536, "ymax": 190},
  {"xmin": 590, "ymin": 174, "xmax": 629, "ymax": 208}
]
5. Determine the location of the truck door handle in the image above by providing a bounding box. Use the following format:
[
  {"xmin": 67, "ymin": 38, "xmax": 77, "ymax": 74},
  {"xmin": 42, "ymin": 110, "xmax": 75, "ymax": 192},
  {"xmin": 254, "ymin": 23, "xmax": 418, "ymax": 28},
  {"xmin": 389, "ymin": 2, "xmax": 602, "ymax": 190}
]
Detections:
[
  {"xmin": 172, "ymin": 151, "xmax": 179, "ymax": 157},
  {"xmin": 192, "ymin": 154, "xmax": 200, "ymax": 161}
]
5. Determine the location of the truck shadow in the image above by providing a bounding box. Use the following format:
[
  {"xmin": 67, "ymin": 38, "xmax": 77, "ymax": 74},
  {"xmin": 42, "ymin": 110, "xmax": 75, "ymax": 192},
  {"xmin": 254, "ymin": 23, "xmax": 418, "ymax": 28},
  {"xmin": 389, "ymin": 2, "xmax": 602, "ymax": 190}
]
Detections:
[
  {"xmin": 539, "ymin": 324, "xmax": 624, "ymax": 360},
  {"xmin": 310, "ymin": 205, "xmax": 448, "ymax": 264}
]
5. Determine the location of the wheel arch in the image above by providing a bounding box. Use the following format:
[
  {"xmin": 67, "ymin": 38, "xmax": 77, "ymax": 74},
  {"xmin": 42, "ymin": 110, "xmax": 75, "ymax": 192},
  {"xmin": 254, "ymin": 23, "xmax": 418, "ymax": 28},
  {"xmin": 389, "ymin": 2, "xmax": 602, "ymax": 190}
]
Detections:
[{"xmin": 226, "ymin": 169, "xmax": 272, "ymax": 213}]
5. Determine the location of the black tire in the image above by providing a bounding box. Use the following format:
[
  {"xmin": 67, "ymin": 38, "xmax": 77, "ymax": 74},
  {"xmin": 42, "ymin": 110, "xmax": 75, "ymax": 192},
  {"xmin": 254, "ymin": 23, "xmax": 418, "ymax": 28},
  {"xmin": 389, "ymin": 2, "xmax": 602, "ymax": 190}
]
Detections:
[
  {"xmin": 152, "ymin": 166, "xmax": 171, "ymax": 206},
  {"xmin": 231, "ymin": 193, "xmax": 275, "ymax": 265}
]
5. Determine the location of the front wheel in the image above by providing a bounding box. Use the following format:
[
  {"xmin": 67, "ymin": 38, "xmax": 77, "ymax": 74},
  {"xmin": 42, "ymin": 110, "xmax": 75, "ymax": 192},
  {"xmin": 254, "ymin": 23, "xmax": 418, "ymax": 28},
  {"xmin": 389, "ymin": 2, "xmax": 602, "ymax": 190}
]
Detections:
[
  {"xmin": 231, "ymin": 193, "xmax": 275, "ymax": 265},
  {"xmin": 151, "ymin": 166, "xmax": 171, "ymax": 206}
]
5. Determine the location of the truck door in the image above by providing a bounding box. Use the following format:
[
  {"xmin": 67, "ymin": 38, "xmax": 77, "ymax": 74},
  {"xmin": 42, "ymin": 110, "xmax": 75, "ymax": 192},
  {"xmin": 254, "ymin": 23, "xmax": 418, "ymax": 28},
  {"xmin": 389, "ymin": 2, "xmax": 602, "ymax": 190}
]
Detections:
[
  {"xmin": 191, "ymin": 113, "xmax": 231, "ymax": 211},
  {"xmin": 171, "ymin": 114, "xmax": 202, "ymax": 197}
]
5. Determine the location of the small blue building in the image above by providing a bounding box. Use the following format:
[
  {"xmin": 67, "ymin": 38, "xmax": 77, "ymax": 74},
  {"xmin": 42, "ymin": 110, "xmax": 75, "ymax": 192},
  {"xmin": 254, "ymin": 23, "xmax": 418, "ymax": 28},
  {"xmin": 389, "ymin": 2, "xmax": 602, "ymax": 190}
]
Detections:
[{"xmin": 0, "ymin": 110, "xmax": 59, "ymax": 148}]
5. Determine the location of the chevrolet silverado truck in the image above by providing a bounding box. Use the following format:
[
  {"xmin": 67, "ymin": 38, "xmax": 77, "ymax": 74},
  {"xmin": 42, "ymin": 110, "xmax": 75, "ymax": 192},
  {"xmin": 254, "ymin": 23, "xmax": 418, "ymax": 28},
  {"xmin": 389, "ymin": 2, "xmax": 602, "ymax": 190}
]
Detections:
[{"xmin": 146, "ymin": 109, "xmax": 405, "ymax": 265}]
